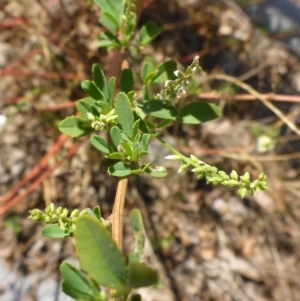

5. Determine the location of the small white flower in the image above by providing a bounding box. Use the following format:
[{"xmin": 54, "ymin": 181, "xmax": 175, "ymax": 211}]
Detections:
[
  {"xmin": 177, "ymin": 164, "xmax": 189, "ymax": 173},
  {"xmin": 192, "ymin": 66, "xmax": 197, "ymax": 74},
  {"xmin": 174, "ymin": 70, "xmax": 180, "ymax": 77},
  {"xmin": 257, "ymin": 135, "xmax": 276, "ymax": 153},
  {"xmin": 165, "ymin": 155, "xmax": 181, "ymax": 160},
  {"xmin": 157, "ymin": 93, "xmax": 163, "ymax": 100},
  {"xmin": 164, "ymin": 80, "xmax": 172, "ymax": 88}
]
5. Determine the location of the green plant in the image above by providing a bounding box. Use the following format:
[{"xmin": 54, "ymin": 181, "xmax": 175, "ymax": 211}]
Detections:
[{"xmin": 29, "ymin": 1, "xmax": 267, "ymax": 300}]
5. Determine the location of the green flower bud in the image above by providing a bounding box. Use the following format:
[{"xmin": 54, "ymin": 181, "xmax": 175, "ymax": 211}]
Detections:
[
  {"xmin": 164, "ymin": 155, "xmax": 181, "ymax": 160},
  {"xmin": 87, "ymin": 112, "xmax": 96, "ymax": 121},
  {"xmin": 230, "ymin": 170, "xmax": 238, "ymax": 181},
  {"xmin": 70, "ymin": 209, "xmax": 79, "ymax": 218},
  {"xmin": 62, "ymin": 208, "xmax": 69, "ymax": 217},
  {"xmin": 190, "ymin": 154, "xmax": 199, "ymax": 163},
  {"xmin": 177, "ymin": 164, "xmax": 189, "ymax": 173},
  {"xmin": 191, "ymin": 167, "xmax": 203, "ymax": 173},
  {"xmin": 58, "ymin": 219, "xmax": 66, "ymax": 231},
  {"xmin": 101, "ymin": 218, "xmax": 112, "ymax": 228},
  {"xmin": 238, "ymin": 187, "xmax": 248, "ymax": 198},
  {"xmin": 56, "ymin": 207, "xmax": 63, "ymax": 215},
  {"xmin": 240, "ymin": 172, "xmax": 250, "ymax": 184},
  {"xmin": 218, "ymin": 171, "xmax": 230, "ymax": 180},
  {"xmin": 207, "ymin": 176, "xmax": 223, "ymax": 184},
  {"xmin": 51, "ymin": 213, "xmax": 58, "ymax": 221},
  {"xmin": 45, "ymin": 203, "xmax": 55, "ymax": 214},
  {"xmin": 258, "ymin": 172, "xmax": 267, "ymax": 181},
  {"xmin": 45, "ymin": 216, "xmax": 52, "ymax": 223}
]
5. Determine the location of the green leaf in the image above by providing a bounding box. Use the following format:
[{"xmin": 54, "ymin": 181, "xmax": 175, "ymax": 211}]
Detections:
[
  {"xmin": 153, "ymin": 60, "xmax": 177, "ymax": 83},
  {"xmin": 98, "ymin": 39, "xmax": 116, "ymax": 49},
  {"xmin": 91, "ymin": 135, "xmax": 113, "ymax": 154},
  {"xmin": 139, "ymin": 21, "xmax": 163, "ymax": 46},
  {"xmin": 156, "ymin": 119, "xmax": 171, "ymax": 128},
  {"xmin": 75, "ymin": 215, "xmax": 127, "ymax": 289},
  {"xmin": 110, "ymin": 126, "xmax": 122, "ymax": 148},
  {"xmin": 127, "ymin": 262, "xmax": 158, "ymax": 288},
  {"xmin": 94, "ymin": 0, "xmax": 123, "ymax": 34},
  {"xmin": 81, "ymin": 80, "xmax": 103, "ymax": 100},
  {"xmin": 76, "ymin": 99, "xmax": 100, "ymax": 119},
  {"xmin": 98, "ymin": 32, "xmax": 120, "ymax": 50},
  {"xmin": 144, "ymin": 165, "xmax": 168, "ymax": 178},
  {"xmin": 85, "ymin": 208, "xmax": 99, "ymax": 220},
  {"xmin": 140, "ymin": 134, "xmax": 152, "ymax": 152},
  {"xmin": 120, "ymin": 69, "xmax": 134, "ymax": 94},
  {"xmin": 138, "ymin": 100, "xmax": 178, "ymax": 120},
  {"xmin": 93, "ymin": 206, "xmax": 102, "ymax": 219},
  {"xmin": 108, "ymin": 162, "xmax": 138, "ymax": 177},
  {"xmin": 133, "ymin": 111, "xmax": 149, "ymax": 133},
  {"xmin": 59, "ymin": 116, "xmax": 93, "ymax": 137},
  {"xmin": 144, "ymin": 71, "xmax": 157, "ymax": 85},
  {"xmin": 92, "ymin": 64, "xmax": 108, "ymax": 100},
  {"xmin": 125, "ymin": 12, "xmax": 137, "ymax": 37},
  {"xmin": 60, "ymin": 262, "xmax": 95, "ymax": 299},
  {"xmin": 141, "ymin": 62, "xmax": 155, "ymax": 83},
  {"xmin": 132, "ymin": 143, "xmax": 141, "ymax": 161},
  {"xmin": 177, "ymin": 102, "xmax": 222, "ymax": 124},
  {"xmin": 107, "ymin": 152, "xmax": 124, "ymax": 160},
  {"xmin": 42, "ymin": 224, "xmax": 72, "ymax": 238},
  {"xmin": 127, "ymin": 91, "xmax": 135, "ymax": 106},
  {"xmin": 132, "ymin": 120, "xmax": 140, "ymax": 140},
  {"xmin": 108, "ymin": 77, "xmax": 116, "ymax": 105},
  {"xmin": 115, "ymin": 93, "xmax": 134, "ymax": 138},
  {"xmin": 121, "ymin": 141, "xmax": 133, "ymax": 158},
  {"xmin": 103, "ymin": 11, "xmax": 120, "ymax": 33},
  {"xmin": 129, "ymin": 209, "xmax": 145, "ymax": 263}
]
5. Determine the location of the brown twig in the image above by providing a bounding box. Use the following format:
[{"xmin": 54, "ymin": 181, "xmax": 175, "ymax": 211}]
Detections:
[
  {"xmin": 206, "ymin": 73, "xmax": 300, "ymax": 136},
  {"xmin": 0, "ymin": 134, "xmax": 69, "ymax": 205},
  {"xmin": 0, "ymin": 141, "xmax": 80, "ymax": 216}
]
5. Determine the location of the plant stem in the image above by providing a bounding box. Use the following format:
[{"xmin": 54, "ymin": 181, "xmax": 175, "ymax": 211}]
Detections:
[{"xmin": 111, "ymin": 177, "xmax": 128, "ymax": 251}]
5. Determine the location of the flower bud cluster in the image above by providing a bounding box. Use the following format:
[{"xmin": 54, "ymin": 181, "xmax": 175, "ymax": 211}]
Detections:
[
  {"xmin": 87, "ymin": 109, "xmax": 118, "ymax": 131},
  {"xmin": 157, "ymin": 56, "xmax": 205, "ymax": 103},
  {"xmin": 29, "ymin": 203, "xmax": 85, "ymax": 232},
  {"xmin": 165, "ymin": 154, "xmax": 267, "ymax": 198}
]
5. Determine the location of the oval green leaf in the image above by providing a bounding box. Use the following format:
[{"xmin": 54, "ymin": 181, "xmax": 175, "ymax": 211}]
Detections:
[
  {"xmin": 81, "ymin": 80, "xmax": 104, "ymax": 100},
  {"xmin": 115, "ymin": 93, "xmax": 134, "ymax": 138},
  {"xmin": 92, "ymin": 64, "xmax": 108, "ymax": 100},
  {"xmin": 153, "ymin": 60, "xmax": 177, "ymax": 83},
  {"xmin": 138, "ymin": 100, "xmax": 178, "ymax": 120},
  {"xmin": 60, "ymin": 262, "xmax": 95, "ymax": 299},
  {"xmin": 120, "ymin": 69, "xmax": 134, "ymax": 94},
  {"xmin": 75, "ymin": 215, "xmax": 127, "ymax": 289},
  {"xmin": 144, "ymin": 165, "xmax": 168, "ymax": 178},
  {"xmin": 108, "ymin": 162, "xmax": 138, "ymax": 177},
  {"xmin": 127, "ymin": 262, "xmax": 158, "ymax": 288},
  {"xmin": 139, "ymin": 21, "xmax": 163, "ymax": 46},
  {"xmin": 177, "ymin": 102, "xmax": 222, "ymax": 124},
  {"xmin": 110, "ymin": 126, "xmax": 122, "ymax": 148},
  {"xmin": 42, "ymin": 224, "xmax": 72, "ymax": 238},
  {"xmin": 129, "ymin": 209, "xmax": 145, "ymax": 263},
  {"xmin": 59, "ymin": 116, "xmax": 93, "ymax": 137},
  {"xmin": 91, "ymin": 135, "xmax": 113, "ymax": 154}
]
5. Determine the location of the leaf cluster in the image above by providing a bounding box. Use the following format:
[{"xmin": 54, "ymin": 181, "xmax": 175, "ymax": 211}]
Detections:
[
  {"xmin": 94, "ymin": 0, "xmax": 163, "ymax": 50},
  {"xmin": 59, "ymin": 61, "xmax": 221, "ymax": 178}
]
